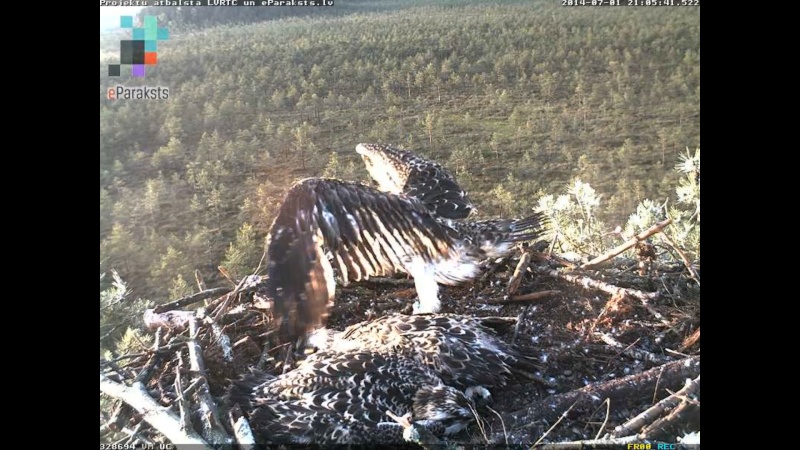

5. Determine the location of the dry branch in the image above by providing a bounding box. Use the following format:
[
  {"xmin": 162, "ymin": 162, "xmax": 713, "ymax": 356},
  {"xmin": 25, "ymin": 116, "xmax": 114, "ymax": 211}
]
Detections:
[
  {"xmin": 535, "ymin": 435, "xmax": 640, "ymax": 449},
  {"xmin": 187, "ymin": 318, "xmax": 233, "ymax": 446},
  {"xmin": 362, "ymin": 277, "xmax": 415, "ymax": 287},
  {"xmin": 480, "ymin": 254, "xmax": 514, "ymax": 286},
  {"xmin": 580, "ymin": 219, "xmax": 673, "ymax": 270},
  {"xmin": 99, "ymin": 373, "xmax": 212, "ymax": 449},
  {"xmin": 679, "ymin": 327, "xmax": 700, "ymax": 352},
  {"xmin": 537, "ymin": 268, "xmax": 659, "ymax": 302},
  {"xmin": 597, "ymin": 333, "xmax": 670, "ymax": 365},
  {"xmin": 228, "ymin": 406, "xmax": 256, "ymax": 448},
  {"xmin": 507, "ymin": 252, "xmax": 532, "ymax": 295},
  {"xmin": 153, "ymin": 287, "xmax": 231, "ymax": 313},
  {"xmin": 100, "ymin": 400, "xmax": 128, "ymax": 435},
  {"xmin": 612, "ymin": 375, "xmax": 700, "ymax": 437},
  {"xmin": 639, "ymin": 397, "xmax": 699, "ymax": 441},
  {"xmin": 499, "ymin": 356, "xmax": 700, "ymax": 444},
  {"xmin": 173, "ymin": 353, "xmax": 192, "ymax": 433},
  {"xmin": 659, "ymin": 230, "xmax": 700, "ymax": 286},
  {"xmin": 211, "ymin": 275, "xmax": 263, "ymax": 320},
  {"xmin": 532, "ymin": 401, "xmax": 577, "ymax": 447},
  {"xmin": 201, "ymin": 314, "xmax": 234, "ymax": 362},
  {"xmin": 487, "ymin": 290, "xmax": 560, "ymax": 305}
]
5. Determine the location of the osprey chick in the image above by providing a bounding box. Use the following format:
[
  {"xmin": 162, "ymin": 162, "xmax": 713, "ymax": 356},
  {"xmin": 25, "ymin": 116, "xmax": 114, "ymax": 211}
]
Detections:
[
  {"xmin": 226, "ymin": 313, "xmax": 536, "ymax": 445},
  {"xmin": 260, "ymin": 178, "xmax": 545, "ymax": 341},
  {"xmin": 356, "ymin": 143, "xmax": 475, "ymax": 219}
]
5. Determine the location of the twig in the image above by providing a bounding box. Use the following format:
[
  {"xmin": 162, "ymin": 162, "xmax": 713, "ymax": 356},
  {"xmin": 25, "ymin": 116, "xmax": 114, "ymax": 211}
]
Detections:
[
  {"xmin": 211, "ymin": 275, "xmax": 262, "ymax": 321},
  {"xmin": 545, "ymin": 252, "xmax": 579, "ymax": 270},
  {"xmin": 228, "ymin": 405, "xmax": 256, "ymax": 448},
  {"xmin": 195, "ymin": 269, "xmax": 207, "ymax": 292},
  {"xmin": 253, "ymin": 245, "xmax": 269, "ymax": 277},
  {"xmin": 486, "ymin": 405, "xmax": 508, "ymax": 446},
  {"xmin": 537, "ymin": 268, "xmax": 659, "ymax": 302},
  {"xmin": 187, "ymin": 318, "xmax": 234, "ymax": 445},
  {"xmin": 362, "ymin": 277, "xmax": 415, "ymax": 287},
  {"xmin": 121, "ymin": 422, "xmax": 144, "ymax": 445},
  {"xmin": 547, "ymin": 230, "xmax": 559, "ymax": 256},
  {"xmin": 659, "ymin": 231, "xmax": 700, "ymax": 286},
  {"xmin": 218, "ymin": 266, "xmax": 236, "ymax": 287},
  {"xmin": 612, "ymin": 375, "xmax": 700, "ymax": 437},
  {"xmin": 182, "ymin": 377, "xmax": 204, "ymax": 399},
  {"xmin": 255, "ymin": 332, "xmax": 280, "ymax": 370},
  {"xmin": 173, "ymin": 353, "xmax": 192, "ymax": 432},
  {"xmin": 507, "ymin": 252, "xmax": 532, "ymax": 294},
  {"xmin": 678, "ymin": 327, "xmax": 700, "ymax": 352},
  {"xmin": 153, "ymin": 328, "xmax": 162, "ymax": 351},
  {"xmin": 202, "ymin": 316, "xmax": 234, "ymax": 362},
  {"xmin": 535, "ymin": 434, "xmax": 641, "ymax": 449},
  {"xmin": 99, "ymin": 373, "xmax": 212, "ymax": 448},
  {"xmin": 665, "ymin": 348, "xmax": 691, "ymax": 358},
  {"xmin": 134, "ymin": 352, "xmax": 165, "ymax": 385},
  {"xmin": 501, "ymin": 356, "xmax": 700, "ymax": 443},
  {"xmin": 512, "ymin": 307, "xmax": 527, "ymax": 345},
  {"xmin": 652, "ymin": 365, "xmax": 665, "ymax": 405},
  {"xmin": 100, "ymin": 400, "xmax": 127, "ymax": 435},
  {"xmin": 153, "ymin": 287, "xmax": 231, "ymax": 313},
  {"xmin": 120, "ymin": 424, "xmax": 156, "ymax": 447},
  {"xmin": 480, "ymin": 254, "xmax": 513, "ymax": 286},
  {"xmin": 488, "ymin": 290, "xmax": 560, "ymax": 305},
  {"xmin": 597, "ymin": 333, "xmax": 670, "ymax": 365},
  {"xmin": 580, "ymin": 219, "xmax": 673, "ymax": 269},
  {"xmin": 639, "ymin": 398, "xmax": 699, "ymax": 441},
  {"xmin": 103, "ymin": 352, "xmax": 149, "ymax": 365},
  {"xmin": 594, "ymin": 398, "xmax": 610, "ymax": 440},
  {"xmin": 532, "ymin": 400, "xmax": 577, "ymax": 447}
]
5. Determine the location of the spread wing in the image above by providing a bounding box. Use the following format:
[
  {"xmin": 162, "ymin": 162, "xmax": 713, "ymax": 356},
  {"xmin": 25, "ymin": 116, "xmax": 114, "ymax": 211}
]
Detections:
[
  {"xmin": 263, "ymin": 178, "xmax": 455, "ymax": 340},
  {"xmin": 356, "ymin": 143, "xmax": 475, "ymax": 219}
]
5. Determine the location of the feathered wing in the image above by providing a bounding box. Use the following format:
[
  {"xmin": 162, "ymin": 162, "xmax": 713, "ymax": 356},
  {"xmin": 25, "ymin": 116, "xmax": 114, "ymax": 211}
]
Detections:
[
  {"xmin": 335, "ymin": 314, "xmax": 540, "ymax": 390},
  {"xmin": 226, "ymin": 350, "xmax": 474, "ymax": 444},
  {"xmin": 263, "ymin": 178, "xmax": 456, "ymax": 340},
  {"xmin": 225, "ymin": 313, "xmax": 540, "ymax": 444},
  {"xmin": 356, "ymin": 143, "xmax": 475, "ymax": 219},
  {"xmin": 423, "ymin": 211, "xmax": 548, "ymax": 287},
  {"xmin": 440, "ymin": 211, "xmax": 549, "ymax": 260}
]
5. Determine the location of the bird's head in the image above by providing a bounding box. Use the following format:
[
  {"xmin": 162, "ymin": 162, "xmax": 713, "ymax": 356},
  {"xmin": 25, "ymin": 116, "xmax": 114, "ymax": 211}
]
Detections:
[
  {"xmin": 355, "ymin": 143, "xmax": 408, "ymax": 194},
  {"xmin": 412, "ymin": 385, "xmax": 483, "ymax": 435}
]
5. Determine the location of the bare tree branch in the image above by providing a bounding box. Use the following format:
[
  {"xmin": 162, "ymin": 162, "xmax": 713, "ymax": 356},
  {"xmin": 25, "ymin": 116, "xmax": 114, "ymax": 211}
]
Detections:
[
  {"xmin": 507, "ymin": 252, "xmax": 531, "ymax": 294},
  {"xmin": 499, "ymin": 356, "xmax": 700, "ymax": 444},
  {"xmin": 613, "ymin": 375, "xmax": 700, "ymax": 437},
  {"xmin": 537, "ymin": 268, "xmax": 659, "ymax": 302},
  {"xmin": 580, "ymin": 219, "xmax": 672, "ymax": 270},
  {"xmin": 99, "ymin": 373, "xmax": 212, "ymax": 449},
  {"xmin": 187, "ymin": 318, "xmax": 234, "ymax": 446},
  {"xmin": 154, "ymin": 287, "xmax": 231, "ymax": 313}
]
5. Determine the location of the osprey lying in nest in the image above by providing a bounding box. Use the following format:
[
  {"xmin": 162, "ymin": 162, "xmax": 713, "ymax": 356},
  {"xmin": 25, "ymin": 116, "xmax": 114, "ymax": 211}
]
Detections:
[
  {"xmin": 260, "ymin": 143, "xmax": 548, "ymax": 341},
  {"xmin": 226, "ymin": 313, "xmax": 539, "ymax": 445}
]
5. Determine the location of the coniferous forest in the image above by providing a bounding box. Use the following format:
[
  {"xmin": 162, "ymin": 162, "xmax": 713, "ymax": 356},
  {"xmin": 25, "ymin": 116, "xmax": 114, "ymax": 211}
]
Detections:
[{"xmin": 101, "ymin": 2, "xmax": 699, "ymax": 445}]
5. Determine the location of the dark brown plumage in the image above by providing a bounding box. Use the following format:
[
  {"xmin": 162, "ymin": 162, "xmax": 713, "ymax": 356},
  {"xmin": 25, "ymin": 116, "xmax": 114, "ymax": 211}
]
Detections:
[
  {"xmin": 260, "ymin": 141, "xmax": 551, "ymax": 345},
  {"xmin": 356, "ymin": 143, "xmax": 475, "ymax": 219},
  {"xmin": 261, "ymin": 178, "xmax": 455, "ymax": 340},
  {"xmin": 226, "ymin": 314, "xmax": 536, "ymax": 445}
]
